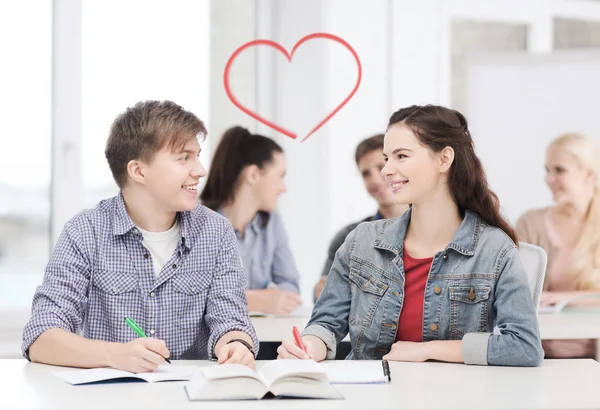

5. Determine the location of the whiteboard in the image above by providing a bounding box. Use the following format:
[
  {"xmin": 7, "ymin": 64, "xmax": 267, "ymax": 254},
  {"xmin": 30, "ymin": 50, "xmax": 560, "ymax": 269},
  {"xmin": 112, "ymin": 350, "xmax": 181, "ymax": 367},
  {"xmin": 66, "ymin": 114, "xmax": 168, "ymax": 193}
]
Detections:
[{"xmin": 466, "ymin": 50, "xmax": 600, "ymax": 224}]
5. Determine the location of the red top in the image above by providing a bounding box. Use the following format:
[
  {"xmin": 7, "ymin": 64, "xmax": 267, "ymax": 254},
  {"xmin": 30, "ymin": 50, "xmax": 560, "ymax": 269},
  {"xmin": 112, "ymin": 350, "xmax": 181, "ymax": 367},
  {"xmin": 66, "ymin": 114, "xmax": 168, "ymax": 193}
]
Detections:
[{"xmin": 395, "ymin": 250, "xmax": 433, "ymax": 342}]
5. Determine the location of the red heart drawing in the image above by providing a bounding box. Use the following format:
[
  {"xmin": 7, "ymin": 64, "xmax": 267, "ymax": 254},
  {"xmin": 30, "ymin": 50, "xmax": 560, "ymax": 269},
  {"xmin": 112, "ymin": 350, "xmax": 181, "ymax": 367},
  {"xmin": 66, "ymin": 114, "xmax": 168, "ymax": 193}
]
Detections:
[{"xmin": 223, "ymin": 32, "xmax": 362, "ymax": 142}]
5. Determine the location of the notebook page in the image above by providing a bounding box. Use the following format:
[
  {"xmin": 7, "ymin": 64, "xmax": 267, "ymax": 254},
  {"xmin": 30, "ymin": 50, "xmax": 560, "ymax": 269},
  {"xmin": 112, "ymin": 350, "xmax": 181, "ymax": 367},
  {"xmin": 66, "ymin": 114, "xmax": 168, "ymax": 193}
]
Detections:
[
  {"xmin": 322, "ymin": 361, "xmax": 388, "ymax": 384},
  {"xmin": 55, "ymin": 365, "xmax": 198, "ymax": 385},
  {"xmin": 55, "ymin": 368, "xmax": 135, "ymax": 385},
  {"xmin": 138, "ymin": 365, "xmax": 199, "ymax": 382}
]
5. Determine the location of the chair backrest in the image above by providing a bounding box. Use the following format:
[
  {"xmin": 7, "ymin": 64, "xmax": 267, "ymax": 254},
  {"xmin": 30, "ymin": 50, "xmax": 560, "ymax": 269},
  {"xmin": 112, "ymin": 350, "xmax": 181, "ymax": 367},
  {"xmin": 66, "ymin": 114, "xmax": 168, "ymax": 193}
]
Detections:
[{"xmin": 518, "ymin": 241, "xmax": 547, "ymax": 310}]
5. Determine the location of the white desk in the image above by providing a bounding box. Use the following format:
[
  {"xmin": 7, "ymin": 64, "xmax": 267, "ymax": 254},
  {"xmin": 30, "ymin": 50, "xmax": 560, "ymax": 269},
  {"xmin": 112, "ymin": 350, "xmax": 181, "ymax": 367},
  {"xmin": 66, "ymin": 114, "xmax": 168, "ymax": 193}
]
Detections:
[
  {"xmin": 1, "ymin": 359, "xmax": 600, "ymax": 409},
  {"xmin": 252, "ymin": 309, "xmax": 600, "ymax": 359},
  {"xmin": 252, "ymin": 309, "xmax": 600, "ymax": 341}
]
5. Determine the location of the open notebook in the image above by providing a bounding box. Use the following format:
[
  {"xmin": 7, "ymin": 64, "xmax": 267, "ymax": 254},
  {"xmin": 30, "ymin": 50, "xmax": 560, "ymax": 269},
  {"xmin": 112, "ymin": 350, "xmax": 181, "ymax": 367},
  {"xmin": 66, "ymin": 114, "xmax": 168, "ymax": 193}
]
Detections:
[
  {"xmin": 184, "ymin": 360, "xmax": 343, "ymax": 401},
  {"xmin": 55, "ymin": 365, "xmax": 198, "ymax": 385},
  {"xmin": 322, "ymin": 360, "xmax": 390, "ymax": 384},
  {"xmin": 538, "ymin": 293, "xmax": 600, "ymax": 314}
]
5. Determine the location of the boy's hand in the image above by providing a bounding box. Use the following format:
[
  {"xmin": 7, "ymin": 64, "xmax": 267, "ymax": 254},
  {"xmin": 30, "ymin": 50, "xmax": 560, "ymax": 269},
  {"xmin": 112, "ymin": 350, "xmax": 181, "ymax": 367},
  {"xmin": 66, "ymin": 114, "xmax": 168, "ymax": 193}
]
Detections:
[
  {"xmin": 107, "ymin": 338, "xmax": 170, "ymax": 373},
  {"xmin": 216, "ymin": 342, "xmax": 256, "ymax": 370}
]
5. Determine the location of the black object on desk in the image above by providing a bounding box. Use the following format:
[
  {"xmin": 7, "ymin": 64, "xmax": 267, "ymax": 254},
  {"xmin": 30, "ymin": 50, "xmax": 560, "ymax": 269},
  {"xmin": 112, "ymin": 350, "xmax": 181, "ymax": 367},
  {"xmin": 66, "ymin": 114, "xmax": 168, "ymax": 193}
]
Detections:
[{"xmin": 382, "ymin": 359, "xmax": 391, "ymax": 382}]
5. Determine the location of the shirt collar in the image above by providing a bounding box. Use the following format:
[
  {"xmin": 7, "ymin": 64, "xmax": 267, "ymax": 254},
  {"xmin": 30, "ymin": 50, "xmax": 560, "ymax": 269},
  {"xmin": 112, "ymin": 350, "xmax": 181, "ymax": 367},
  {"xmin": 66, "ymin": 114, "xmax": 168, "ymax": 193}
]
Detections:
[
  {"xmin": 112, "ymin": 192, "xmax": 136, "ymax": 236},
  {"xmin": 216, "ymin": 206, "xmax": 263, "ymax": 236},
  {"xmin": 112, "ymin": 192, "xmax": 192, "ymax": 250},
  {"xmin": 374, "ymin": 206, "xmax": 480, "ymax": 256}
]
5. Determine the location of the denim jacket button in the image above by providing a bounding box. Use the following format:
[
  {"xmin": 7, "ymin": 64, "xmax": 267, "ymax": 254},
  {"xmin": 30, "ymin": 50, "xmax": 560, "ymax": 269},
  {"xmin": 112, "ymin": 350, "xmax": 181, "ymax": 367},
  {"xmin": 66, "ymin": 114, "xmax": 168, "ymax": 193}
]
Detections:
[
  {"xmin": 430, "ymin": 323, "xmax": 438, "ymax": 331},
  {"xmin": 434, "ymin": 286, "xmax": 442, "ymax": 294},
  {"xmin": 468, "ymin": 287, "xmax": 476, "ymax": 300}
]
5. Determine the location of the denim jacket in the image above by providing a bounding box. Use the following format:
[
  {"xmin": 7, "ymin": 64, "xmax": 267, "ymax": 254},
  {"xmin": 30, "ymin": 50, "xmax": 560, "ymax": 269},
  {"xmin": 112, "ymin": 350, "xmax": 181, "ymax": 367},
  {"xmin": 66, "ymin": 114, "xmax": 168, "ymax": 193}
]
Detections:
[{"xmin": 303, "ymin": 208, "xmax": 544, "ymax": 366}]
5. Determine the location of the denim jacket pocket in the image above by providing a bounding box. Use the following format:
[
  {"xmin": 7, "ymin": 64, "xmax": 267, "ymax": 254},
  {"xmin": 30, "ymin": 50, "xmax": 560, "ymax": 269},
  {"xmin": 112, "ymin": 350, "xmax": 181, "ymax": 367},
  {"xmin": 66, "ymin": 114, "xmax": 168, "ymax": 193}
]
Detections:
[
  {"xmin": 172, "ymin": 273, "xmax": 211, "ymax": 329},
  {"xmin": 449, "ymin": 285, "xmax": 492, "ymax": 339},
  {"xmin": 348, "ymin": 267, "xmax": 388, "ymax": 326}
]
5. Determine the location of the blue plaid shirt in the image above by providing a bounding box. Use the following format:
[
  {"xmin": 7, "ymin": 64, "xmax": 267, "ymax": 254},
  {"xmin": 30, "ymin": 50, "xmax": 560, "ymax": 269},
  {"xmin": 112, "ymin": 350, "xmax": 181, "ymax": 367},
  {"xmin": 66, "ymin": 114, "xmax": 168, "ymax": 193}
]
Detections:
[{"xmin": 22, "ymin": 193, "xmax": 259, "ymax": 360}]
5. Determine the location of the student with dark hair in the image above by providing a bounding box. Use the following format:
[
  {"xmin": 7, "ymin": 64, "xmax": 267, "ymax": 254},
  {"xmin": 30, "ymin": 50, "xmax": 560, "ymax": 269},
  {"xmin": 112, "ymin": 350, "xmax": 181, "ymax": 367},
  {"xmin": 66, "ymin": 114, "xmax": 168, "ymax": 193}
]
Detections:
[
  {"xmin": 200, "ymin": 126, "xmax": 301, "ymax": 316},
  {"xmin": 23, "ymin": 101, "xmax": 258, "ymax": 371},
  {"xmin": 314, "ymin": 134, "xmax": 408, "ymax": 301},
  {"xmin": 277, "ymin": 105, "xmax": 543, "ymax": 367}
]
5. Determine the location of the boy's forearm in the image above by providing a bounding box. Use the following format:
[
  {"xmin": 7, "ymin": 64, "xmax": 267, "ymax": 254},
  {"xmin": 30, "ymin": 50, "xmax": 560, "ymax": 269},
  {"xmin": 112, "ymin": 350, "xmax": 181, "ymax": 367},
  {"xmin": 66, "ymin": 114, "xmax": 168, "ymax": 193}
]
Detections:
[{"xmin": 29, "ymin": 328, "xmax": 116, "ymax": 368}]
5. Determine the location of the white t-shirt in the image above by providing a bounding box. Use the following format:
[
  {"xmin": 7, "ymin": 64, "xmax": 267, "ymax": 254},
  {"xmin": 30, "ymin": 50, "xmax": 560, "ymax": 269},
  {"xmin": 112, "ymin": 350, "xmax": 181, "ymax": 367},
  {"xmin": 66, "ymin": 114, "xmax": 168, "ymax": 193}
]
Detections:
[{"xmin": 138, "ymin": 220, "xmax": 181, "ymax": 277}]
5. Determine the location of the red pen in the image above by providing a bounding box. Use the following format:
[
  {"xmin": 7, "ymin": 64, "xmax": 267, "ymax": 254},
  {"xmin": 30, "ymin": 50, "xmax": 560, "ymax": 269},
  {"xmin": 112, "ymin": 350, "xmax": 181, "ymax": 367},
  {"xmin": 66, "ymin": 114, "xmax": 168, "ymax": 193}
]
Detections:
[{"xmin": 292, "ymin": 326, "xmax": 309, "ymax": 356}]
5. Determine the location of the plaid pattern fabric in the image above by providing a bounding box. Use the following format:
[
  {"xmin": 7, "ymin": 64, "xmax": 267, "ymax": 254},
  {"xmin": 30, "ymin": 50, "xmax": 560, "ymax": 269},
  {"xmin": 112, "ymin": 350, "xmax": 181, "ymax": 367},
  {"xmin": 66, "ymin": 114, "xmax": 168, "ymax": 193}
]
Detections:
[
  {"xmin": 22, "ymin": 193, "xmax": 258, "ymax": 360},
  {"xmin": 216, "ymin": 208, "xmax": 300, "ymax": 293}
]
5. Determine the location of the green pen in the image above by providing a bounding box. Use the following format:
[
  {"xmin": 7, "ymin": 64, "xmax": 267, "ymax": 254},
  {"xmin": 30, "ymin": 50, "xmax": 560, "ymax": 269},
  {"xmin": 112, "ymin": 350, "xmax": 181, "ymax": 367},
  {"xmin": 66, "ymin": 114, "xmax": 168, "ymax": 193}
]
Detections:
[{"xmin": 124, "ymin": 317, "xmax": 171, "ymax": 364}]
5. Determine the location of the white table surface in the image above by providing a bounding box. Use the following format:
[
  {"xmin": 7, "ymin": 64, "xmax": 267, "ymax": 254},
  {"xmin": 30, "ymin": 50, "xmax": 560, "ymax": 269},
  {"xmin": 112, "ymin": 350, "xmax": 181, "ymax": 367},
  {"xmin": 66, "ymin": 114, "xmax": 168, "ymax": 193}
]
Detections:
[
  {"xmin": 251, "ymin": 309, "xmax": 600, "ymax": 342},
  {"xmin": 2, "ymin": 359, "xmax": 600, "ymax": 410}
]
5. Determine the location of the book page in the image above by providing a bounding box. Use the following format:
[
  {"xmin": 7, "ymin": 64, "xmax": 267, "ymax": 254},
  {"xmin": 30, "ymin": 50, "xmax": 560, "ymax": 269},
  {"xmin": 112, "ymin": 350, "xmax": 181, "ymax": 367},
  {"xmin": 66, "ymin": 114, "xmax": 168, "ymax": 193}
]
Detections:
[
  {"xmin": 259, "ymin": 359, "xmax": 328, "ymax": 386},
  {"xmin": 185, "ymin": 369, "xmax": 268, "ymax": 401},
  {"xmin": 200, "ymin": 364, "xmax": 264, "ymax": 383}
]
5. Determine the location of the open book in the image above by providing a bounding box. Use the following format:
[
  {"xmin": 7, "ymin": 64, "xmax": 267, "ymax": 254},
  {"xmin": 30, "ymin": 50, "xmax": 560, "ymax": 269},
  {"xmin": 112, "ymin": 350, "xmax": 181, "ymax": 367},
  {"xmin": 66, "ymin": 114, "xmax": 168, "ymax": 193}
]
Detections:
[
  {"xmin": 184, "ymin": 360, "xmax": 343, "ymax": 401},
  {"xmin": 55, "ymin": 365, "xmax": 198, "ymax": 385},
  {"xmin": 538, "ymin": 293, "xmax": 600, "ymax": 314}
]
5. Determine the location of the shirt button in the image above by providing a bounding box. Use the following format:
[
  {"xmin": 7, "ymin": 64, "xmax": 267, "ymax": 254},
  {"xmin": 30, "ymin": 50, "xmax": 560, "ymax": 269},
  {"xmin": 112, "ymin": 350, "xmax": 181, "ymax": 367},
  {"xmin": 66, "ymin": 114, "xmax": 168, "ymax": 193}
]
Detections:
[
  {"xmin": 434, "ymin": 286, "xmax": 442, "ymax": 294},
  {"xmin": 443, "ymin": 254, "xmax": 448, "ymax": 260},
  {"xmin": 172, "ymin": 264, "xmax": 177, "ymax": 269},
  {"xmin": 149, "ymin": 329, "xmax": 156, "ymax": 335},
  {"xmin": 112, "ymin": 287, "xmax": 118, "ymax": 293},
  {"xmin": 149, "ymin": 292, "xmax": 155, "ymax": 297},
  {"xmin": 144, "ymin": 253, "xmax": 149, "ymax": 259},
  {"xmin": 133, "ymin": 228, "xmax": 139, "ymax": 234},
  {"xmin": 430, "ymin": 324, "xmax": 438, "ymax": 331}
]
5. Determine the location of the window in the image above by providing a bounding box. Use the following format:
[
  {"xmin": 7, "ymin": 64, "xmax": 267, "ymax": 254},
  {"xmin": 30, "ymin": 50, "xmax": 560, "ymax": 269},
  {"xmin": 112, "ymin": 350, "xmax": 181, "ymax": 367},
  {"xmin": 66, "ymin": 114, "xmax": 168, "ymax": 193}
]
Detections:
[
  {"xmin": 0, "ymin": 1, "xmax": 52, "ymax": 309},
  {"xmin": 82, "ymin": 0, "xmax": 211, "ymax": 208}
]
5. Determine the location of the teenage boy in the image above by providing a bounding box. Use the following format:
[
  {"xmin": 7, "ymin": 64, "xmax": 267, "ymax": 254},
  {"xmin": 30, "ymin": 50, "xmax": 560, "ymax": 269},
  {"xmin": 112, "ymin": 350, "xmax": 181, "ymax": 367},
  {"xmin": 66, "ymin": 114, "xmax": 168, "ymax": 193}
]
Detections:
[{"xmin": 22, "ymin": 100, "xmax": 258, "ymax": 372}]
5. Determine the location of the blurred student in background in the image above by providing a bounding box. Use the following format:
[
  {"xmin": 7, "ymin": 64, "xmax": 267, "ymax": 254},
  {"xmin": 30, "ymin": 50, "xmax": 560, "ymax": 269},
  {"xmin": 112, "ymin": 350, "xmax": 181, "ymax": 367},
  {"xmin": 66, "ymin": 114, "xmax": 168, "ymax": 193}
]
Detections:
[
  {"xmin": 517, "ymin": 132, "xmax": 600, "ymax": 358},
  {"xmin": 313, "ymin": 134, "xmax": 409, "ymax": 301},
  {"xmin": 200, "ymin": 126, "xmax": 301, "ymax": 316}
]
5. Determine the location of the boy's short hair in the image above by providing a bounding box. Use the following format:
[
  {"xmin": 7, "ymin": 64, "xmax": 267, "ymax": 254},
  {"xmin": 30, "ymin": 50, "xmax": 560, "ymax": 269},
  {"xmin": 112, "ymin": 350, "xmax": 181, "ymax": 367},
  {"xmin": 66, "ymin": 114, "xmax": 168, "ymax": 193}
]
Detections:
[
  {"xmin": 355, "ymin": 133, "xmax": 384, "ymax": 165},
  {"xmin": 105, "ymin": 100, "xmax": 207, "ymax": 188}
]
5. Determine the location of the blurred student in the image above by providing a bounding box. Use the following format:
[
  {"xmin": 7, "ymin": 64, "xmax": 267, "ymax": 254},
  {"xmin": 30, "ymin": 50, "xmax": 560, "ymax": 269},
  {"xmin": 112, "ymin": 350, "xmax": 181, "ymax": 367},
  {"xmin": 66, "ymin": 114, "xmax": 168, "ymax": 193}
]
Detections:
[
  {"xmin": 517, "ymin": 132, "xmax": 600, "ymax": 358},
  {"xmin": 314, "ymin": 134, "xmax": 409, "ymax": 301},
  {"xmin": 23, "ymin": 101, "xmax": 258, "ymax": 372},
  {"xmin": 277, "ymin": 104, "xmax": 543, "ymax": 367},
  {"xmin": 200, "ymin": 126, "xmax": 301, "ymax": 315}
]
